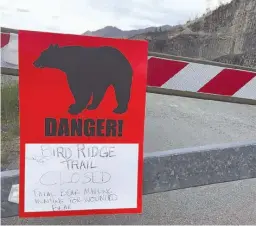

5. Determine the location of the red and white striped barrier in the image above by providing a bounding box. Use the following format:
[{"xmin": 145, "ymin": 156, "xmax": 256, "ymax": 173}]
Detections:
[
  {"xmin": 147, "ymin": 57, "xmax": 256, "ymax": 100},
  {"xmin": 1, "ymin": 32, "xmax": 256, "ymax": 100},
  {"xmin": 1, "ymin": 32, "xmax": 18, "ymax": 69}
]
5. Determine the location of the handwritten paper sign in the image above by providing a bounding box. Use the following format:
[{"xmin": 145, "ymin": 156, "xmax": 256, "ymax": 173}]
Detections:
[
  {"xmin": 25, "ymin": 144, "xmax": 138, "ymax": 212},
  {"xmin": 19, "ymin": 30, "xmax": 148, "ymax": 217}
]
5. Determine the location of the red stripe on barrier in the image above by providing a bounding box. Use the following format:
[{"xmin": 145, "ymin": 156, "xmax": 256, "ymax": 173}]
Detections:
[
  {"xmin": 1, "ymin": 33, "xmax": 10, "ymax": 48},
  {"xmin": 147, "ymin": 57, "xmax": 188, "ymax": 87},
  {"xmin": 198, "ymin": 69, "xmax": 256, "ymax": 95}
]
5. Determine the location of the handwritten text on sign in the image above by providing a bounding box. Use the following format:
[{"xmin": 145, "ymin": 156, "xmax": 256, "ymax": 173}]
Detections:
[{"xmin": 24, "ymin": 144, "xmax": 139, "ymax": 212}]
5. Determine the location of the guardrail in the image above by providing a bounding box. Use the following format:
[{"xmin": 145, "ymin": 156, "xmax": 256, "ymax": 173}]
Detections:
[
  {"xmin": 2, "ymin": 51, "xmax": 256, "ymax": 74},
  {"xmin": 1, "ymin": 28, "xmax": 256, "ymax": 105},
  {"xmin": 2, "ymin": 67, "xmax": 256, "ymax": 106},
  {"xmin": 149, "ymin": 52, "xmax": 256, "ymax": 73},
  {"xmin": 2, "ymin": 140, "xmax": 256, "ymax": 218},
  {"xmin": 2, "ymin": 61, "xmax": 256, "ymax": 106}
]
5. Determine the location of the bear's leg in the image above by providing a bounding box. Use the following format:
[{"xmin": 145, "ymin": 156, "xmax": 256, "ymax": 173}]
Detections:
[
  {"xmin": 68, "ymin": 89, "xmax": 92, "ymax": 115},
  {"xmin": 113, "ymin": 78, "xmax": 132, "ymax": 114},
  {"xmin": 87, "ymin": 85, "xmax": 108, "ymax": 110}
]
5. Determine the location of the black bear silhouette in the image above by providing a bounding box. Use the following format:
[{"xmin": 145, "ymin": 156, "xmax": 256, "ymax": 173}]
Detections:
[{"xmin": 33, "ymin": 44, "xmax": 133, "ymax": 115}]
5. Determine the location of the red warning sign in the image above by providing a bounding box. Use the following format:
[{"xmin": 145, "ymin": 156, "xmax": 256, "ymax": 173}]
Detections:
[{"xmin": 19, "ymin": 30, "xmax": 148, "ymax": 218}]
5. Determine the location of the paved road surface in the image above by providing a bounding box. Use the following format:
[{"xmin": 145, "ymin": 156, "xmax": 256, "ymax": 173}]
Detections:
[{"xmin": 2, "ymin": 92, "xmax": 256, "ymax": 225}]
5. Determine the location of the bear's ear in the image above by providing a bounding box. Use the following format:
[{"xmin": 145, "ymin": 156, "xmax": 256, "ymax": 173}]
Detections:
[
  {"xmin": 49, "ymin": 44, "xmax": 59, "ymax": 49},
  {"xmin": 53, "ymin": 44, "xmax": 59, "ymax": 49},
  {"xmin": 48, "ymin": 44, "xmax": 54, "ymax": 50}
]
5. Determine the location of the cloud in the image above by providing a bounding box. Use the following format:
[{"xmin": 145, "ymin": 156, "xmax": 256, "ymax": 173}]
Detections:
[{"xmin": 0, "ymin": 0, "xmax": 232, "ymax": 34}]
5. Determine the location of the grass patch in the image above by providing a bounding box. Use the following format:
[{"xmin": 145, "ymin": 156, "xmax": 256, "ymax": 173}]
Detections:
[
  {"xmin": 1, "ymin": 82, "xmax": 19, "ymax": 122},
  {"xmin": 1, "ymin": 82, "xmax": 19, "ymax": 166}
]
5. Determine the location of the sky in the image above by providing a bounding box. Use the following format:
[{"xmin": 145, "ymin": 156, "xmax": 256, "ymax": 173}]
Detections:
[{"xmin": 0, "ymin": 0, "xmax": 232, "ymax": 34}]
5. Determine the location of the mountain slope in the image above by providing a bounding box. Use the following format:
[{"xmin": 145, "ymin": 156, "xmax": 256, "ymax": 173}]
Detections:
[{"xmin": 131, "ymin": 0, "xmax": 256, "ymax": 68}]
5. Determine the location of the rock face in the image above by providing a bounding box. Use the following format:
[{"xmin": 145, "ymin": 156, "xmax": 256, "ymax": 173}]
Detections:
[{"xmin": 132, "ymin": 0, "xmax": 256, "ymax": 68}]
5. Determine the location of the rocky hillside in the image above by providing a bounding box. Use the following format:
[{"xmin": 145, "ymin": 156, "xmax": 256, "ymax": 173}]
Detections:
[{"xmin": 131, "ymin": 0, "xmax": 256, "ymax": 68}]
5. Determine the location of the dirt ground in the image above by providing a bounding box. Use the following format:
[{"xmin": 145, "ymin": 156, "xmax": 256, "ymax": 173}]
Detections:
[{"xmin": 1, "ymin": 135, "xmax": 19, "ymax": 170}]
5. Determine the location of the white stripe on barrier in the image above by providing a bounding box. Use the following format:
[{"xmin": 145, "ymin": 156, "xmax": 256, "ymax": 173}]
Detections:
[
  {"xmin": 1, "ymin": 33, "xmax": 18, "ymax": 68},
  {"xmin": 233, "ymin": 76, "xmax": 256, "ymax": 99},
  {"xmin": 161, "ymin": 63, "xmax": 224, "ymax": 92}
]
